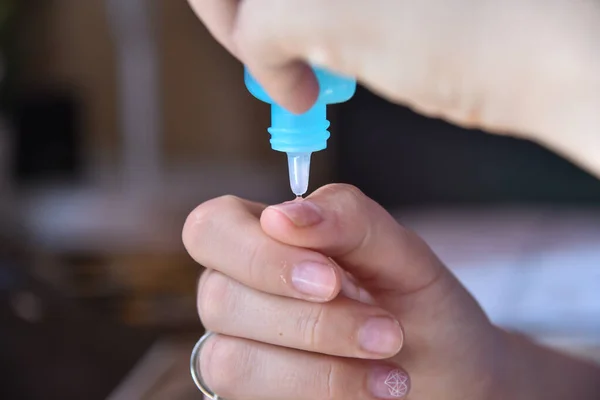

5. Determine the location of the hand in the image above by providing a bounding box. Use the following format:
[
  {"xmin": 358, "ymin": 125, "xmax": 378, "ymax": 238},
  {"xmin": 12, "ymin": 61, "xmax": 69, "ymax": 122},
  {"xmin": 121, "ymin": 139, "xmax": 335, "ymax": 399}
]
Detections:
[
  {"xmin": 188, "ymin": 0, "xmax": 600, "ymax": 176},
  {"xmin": 183, "ymin": 184, "xmax": 505, "ymax": 399}
]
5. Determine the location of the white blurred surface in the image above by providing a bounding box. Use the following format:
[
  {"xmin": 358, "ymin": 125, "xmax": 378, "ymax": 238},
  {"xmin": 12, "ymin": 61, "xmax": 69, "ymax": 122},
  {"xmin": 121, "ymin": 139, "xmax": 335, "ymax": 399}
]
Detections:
[
  {"xmin": 396, "ymin": 207, "xmax": 600, "ymax": 347},
  {"xmin": 18, "ymin": 162, "xmax": 288, "ymax": 253}
]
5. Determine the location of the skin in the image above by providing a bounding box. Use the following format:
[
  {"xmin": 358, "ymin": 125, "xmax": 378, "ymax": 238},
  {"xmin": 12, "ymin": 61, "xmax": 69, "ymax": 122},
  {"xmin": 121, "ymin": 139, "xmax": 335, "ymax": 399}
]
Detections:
[
  {"xmin": 188, "ymin": 0, "xmax": 600, "ymax": 177},
  {"xmin": 183, "ymin": 185, "xmax": 600, "ymax": 399},
  {"xmin": 184, "ymin": 1, "xmax": 600, "ymax": 398}
]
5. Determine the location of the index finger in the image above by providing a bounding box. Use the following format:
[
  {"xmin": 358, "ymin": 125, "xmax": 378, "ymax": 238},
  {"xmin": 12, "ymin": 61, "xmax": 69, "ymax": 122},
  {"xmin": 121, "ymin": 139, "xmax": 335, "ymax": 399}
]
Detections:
[
  {"xmin": 260, "ymin": 184, "xmax": 446, "ymax": 295},
  {"xmin": 187, "ymin": 0, "xmax": 240, "ymax": 57},
  {"xmin": 182, "ymin": 195, "xmax": 342, "ymax": 302}
]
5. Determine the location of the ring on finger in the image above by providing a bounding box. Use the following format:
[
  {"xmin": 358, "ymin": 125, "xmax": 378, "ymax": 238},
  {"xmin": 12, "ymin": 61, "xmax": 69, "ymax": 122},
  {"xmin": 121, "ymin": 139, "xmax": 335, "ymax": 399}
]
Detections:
[{"xmin": 190, "ymin": 330, "xmax": 221, "ymax": 399}]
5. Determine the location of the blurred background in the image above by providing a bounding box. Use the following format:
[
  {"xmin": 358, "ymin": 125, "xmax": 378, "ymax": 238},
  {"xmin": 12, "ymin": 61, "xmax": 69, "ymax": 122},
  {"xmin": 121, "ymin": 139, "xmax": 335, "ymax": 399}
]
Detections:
[{"xmin": 0, "ymin": 1, "xmax": 599, "ymax": 399}]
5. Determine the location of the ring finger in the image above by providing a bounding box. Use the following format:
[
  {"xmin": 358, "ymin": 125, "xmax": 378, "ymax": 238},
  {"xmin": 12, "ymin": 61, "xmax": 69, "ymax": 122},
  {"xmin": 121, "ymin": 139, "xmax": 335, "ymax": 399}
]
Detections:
[
  {"xmin": 198, "ymin": 333, "xmax": 411, "ymax": 400},
  {"xmin": 198, "ymin": 270, "xmax": 404, "ymax": 359}
]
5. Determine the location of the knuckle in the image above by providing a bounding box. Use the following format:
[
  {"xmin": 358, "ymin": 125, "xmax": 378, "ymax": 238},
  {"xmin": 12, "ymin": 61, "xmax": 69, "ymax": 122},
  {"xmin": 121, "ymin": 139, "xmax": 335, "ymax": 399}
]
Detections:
[
  {"xmin": 318, "ymin": 183, "xmax": 371, "ymax": 225},
  {"xmin": 298, "ymin": 304, "xmax": 327, "ymax": 350},
  {"xmin": 232, "ymin": 0, "xmax": 268, "ymax": 56},
  {"xmin": 201, "ymin": 336, "xmax": 254, "ymax": 396},
  {"xmin": 286, "ymin": 359, "xmax": 343, "ymax": 399},
  {"xmin": 234, "ymin": 0, "xmax": 319, "ymax": 59},
  {"xmin": 325, "ymin": 362, "xmax": 337, "ymax": 399},
  {"xmin": 182, "ymin": 195, "xmax": 244, "ymax": 259},
  {"xmin": 196, "ymin": 271, "xmax": 234, "ymax": 330},
  {"xmin": 315, "ymin": 361, "xmax": 343, "ymax": 399},
  {"xmin": 320, "ymin": 184, "xmax": 367, "ymax": 207},
  {"xmin": 427, "ymin": 66, "xmax": 483, "ymax": 126},
  {"xmin": 244, "ymin": 239, "xmax": 268, "ymax": 286}
]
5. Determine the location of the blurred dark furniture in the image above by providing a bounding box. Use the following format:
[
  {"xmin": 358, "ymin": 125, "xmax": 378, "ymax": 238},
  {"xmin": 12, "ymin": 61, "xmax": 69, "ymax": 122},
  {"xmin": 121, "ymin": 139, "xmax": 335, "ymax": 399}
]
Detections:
[
  {"xmin": 335, "ymin": 87, "xmax": 600, "ymax": 208},
  {"xmin": 0, "ymin": 251, "xmax": 156, "ymax": 400},
  {"xmin": 11, "ymin": 90, "xmax": 83, "ymax": 183}
]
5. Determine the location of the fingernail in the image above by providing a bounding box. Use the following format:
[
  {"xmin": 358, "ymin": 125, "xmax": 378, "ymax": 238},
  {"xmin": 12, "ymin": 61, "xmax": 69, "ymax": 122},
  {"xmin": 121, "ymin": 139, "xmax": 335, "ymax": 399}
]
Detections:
[
  {"xmin": 369, "ymin": 366, "xmax": 410, "ymax": 399},
  {"xmin": 340, "ymin": 270, "xmax": 377, "ymax": 305},
  {"xmin": 291, "ymin": 261, "xmax": 336, "ymax": 299},
  {"xmin": 269, "ymin": 201, "xmax": 323, "ymax": 227},
  {"xmin": 358, "ymin": 317, "xmax": 403, "ymax": 356}
]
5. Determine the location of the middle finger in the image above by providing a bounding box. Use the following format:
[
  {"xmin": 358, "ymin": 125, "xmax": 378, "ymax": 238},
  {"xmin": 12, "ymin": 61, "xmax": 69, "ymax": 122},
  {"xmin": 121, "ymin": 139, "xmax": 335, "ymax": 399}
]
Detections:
[{"xmin": 198, "ymin": 270, "xmax": 404, "ymax": 359}]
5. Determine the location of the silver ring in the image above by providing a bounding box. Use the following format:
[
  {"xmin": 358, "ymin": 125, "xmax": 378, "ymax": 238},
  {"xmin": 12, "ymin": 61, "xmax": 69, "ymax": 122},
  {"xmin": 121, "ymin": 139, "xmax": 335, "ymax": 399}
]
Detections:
[{"xmin": 190, "ymin": 331, "xmax": 221, "ymax": 399}]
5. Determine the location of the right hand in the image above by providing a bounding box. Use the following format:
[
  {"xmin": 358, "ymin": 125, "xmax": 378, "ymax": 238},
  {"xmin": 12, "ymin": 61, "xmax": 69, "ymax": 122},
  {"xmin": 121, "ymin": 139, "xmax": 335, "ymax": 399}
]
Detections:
[{"xmin": 188, "ymin": 0, "xmax": 600, "ymax": 176}]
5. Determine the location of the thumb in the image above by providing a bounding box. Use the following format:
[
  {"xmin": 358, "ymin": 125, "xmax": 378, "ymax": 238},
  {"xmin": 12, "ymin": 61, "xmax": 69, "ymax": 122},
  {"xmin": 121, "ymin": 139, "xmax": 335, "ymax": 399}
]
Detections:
[
  {"xmin": 260, "ymin": 184, "xmax": 447, "ymax": 298},
  {"xmin": 260, "ymin": 184, "xmax": 493, "ymax": 347}
]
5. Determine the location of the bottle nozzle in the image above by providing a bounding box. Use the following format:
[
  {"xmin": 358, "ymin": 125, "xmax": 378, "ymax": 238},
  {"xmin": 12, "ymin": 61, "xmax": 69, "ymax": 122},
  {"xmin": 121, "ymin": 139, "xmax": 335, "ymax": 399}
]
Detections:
[{"xmin": 287, "ymin": 152, "xmax": 311, "ymax": 197}]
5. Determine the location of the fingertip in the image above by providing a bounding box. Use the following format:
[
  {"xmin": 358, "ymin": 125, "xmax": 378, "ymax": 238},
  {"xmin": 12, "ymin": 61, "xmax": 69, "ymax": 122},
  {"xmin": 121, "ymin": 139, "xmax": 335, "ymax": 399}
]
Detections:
[
  {"xmin": 285, "ymin": 253, "xmax": 343, "ymax": 302},
  {"xmin": 265, "ymin": 200, "xmax": 323, "ymax": 226},
  {"xmin": 261, "ymin": 205, "xmax": 343, "ymax": 302},
  {"xmin": 259, "ymin": 206, "xmax": 301, "ymax": 249},
  {"xmin": 246, "ymin": 61, "xmax": 319, "ymax": 114},
  {"xmin": 283, "ymin": 62, "xmax": 320, "ymax": 113},
  {"xmin": 260, "ymin": 205, "xmax": 285, "ymax": 230}
]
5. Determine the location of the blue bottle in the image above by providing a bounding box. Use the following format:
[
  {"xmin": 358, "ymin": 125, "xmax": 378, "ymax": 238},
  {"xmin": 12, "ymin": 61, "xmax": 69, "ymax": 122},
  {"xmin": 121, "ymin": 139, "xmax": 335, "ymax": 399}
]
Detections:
[{"xmin": 245, "ymin": 66, "xmax": 356, "ymax": 196}]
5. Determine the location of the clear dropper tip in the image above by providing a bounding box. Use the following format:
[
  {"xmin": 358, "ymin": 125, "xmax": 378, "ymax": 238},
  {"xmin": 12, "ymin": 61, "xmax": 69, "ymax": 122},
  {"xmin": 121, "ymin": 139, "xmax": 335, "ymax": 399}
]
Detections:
[{"xmin": 287, "ymin": 152, "xmax": 311, "ymax": 197}]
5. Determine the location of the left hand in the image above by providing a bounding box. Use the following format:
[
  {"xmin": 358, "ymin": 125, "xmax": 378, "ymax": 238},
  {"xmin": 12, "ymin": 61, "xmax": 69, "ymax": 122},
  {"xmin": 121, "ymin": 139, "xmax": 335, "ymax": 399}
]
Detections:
[{"xmin": 183, "ymin": 184, "xmax": 506, "ymax": 399}]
